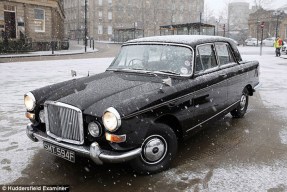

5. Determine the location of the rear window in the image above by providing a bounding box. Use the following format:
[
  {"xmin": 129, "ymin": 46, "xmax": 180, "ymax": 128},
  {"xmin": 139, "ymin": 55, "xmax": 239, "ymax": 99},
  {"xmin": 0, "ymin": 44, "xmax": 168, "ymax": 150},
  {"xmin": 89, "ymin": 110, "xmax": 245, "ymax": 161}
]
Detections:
[{"xmin": 195, "ymin": 44, "xmax": 217, "ymax": 73}]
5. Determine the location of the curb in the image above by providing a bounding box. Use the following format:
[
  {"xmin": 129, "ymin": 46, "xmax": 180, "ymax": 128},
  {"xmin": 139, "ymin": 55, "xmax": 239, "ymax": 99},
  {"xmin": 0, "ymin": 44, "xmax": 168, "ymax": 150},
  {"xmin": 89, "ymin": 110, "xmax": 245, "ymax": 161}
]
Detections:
[{"xmin": 0, "ymin": 50, "xmax": 98, "ymax": 59}]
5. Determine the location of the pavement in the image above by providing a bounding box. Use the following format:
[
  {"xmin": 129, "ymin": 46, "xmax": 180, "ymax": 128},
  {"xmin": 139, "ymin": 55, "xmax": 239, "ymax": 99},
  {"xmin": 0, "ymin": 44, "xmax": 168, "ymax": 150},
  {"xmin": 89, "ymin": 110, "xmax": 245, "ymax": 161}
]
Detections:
[
  {"xmin": 0, "ymin": 40, "xmax": 98, "ymax": 59},
  {"xmin": 0, "ymin": 42, "xmax": 121, "ymax": 63}
]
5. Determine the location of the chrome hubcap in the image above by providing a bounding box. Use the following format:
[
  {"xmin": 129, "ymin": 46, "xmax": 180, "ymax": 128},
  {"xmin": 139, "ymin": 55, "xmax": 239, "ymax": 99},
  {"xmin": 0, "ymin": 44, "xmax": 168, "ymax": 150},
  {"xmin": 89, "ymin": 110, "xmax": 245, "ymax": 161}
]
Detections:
[
  {"xmin": 142, "ymin": 135, "xmax": 167, "ymax": 164},
  {"xmin": 240, "ymin": 95, "xmax": 247, "ymax": 110}
]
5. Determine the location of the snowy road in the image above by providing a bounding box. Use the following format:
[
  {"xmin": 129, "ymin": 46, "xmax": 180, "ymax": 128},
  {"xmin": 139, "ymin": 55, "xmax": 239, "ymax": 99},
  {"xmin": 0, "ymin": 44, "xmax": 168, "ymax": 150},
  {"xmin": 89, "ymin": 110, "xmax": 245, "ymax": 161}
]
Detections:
[{"xmin": 1, "ymin": 49, "xmax": 287, "ymax": 191}]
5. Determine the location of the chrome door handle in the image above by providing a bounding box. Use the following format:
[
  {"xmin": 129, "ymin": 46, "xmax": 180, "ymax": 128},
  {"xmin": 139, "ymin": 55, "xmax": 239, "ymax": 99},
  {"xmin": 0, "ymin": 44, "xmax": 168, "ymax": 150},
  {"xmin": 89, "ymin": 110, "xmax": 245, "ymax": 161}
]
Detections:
[{"xmin": 220, "ymin": 74, "xmax": 227, "ymax": 78}]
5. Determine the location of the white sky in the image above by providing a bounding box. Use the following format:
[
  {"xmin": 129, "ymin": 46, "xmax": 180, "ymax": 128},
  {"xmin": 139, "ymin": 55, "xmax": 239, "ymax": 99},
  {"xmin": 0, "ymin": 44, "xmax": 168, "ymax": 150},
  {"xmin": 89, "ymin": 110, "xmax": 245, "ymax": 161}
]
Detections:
[{"xmin": 205, "ymin": 0, "xmax": 286, "ymax": 18}]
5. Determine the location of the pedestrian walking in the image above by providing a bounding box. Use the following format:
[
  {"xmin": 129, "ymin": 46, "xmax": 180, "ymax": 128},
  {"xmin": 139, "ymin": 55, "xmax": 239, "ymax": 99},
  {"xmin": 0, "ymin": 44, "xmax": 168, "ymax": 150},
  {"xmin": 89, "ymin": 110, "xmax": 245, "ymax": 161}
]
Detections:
[{"xmin": 274, "ymin": 36, "xmax": 283, "ymax": 57}]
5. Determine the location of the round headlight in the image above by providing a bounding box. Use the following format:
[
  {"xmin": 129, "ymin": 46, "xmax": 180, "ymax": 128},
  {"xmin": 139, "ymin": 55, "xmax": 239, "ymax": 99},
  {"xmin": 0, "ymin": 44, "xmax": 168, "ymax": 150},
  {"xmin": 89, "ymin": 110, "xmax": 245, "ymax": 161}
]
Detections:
[
  {"xmin": 88, "ymin": 122, "xmax": 102, "ymax": 137},
  {"xmin": 24, "ymin": 92, "xmax": 36, "ymax": 111},
  {"xmin": 102, "ymin": 107, "xmax": 121, "ymax": 132}
]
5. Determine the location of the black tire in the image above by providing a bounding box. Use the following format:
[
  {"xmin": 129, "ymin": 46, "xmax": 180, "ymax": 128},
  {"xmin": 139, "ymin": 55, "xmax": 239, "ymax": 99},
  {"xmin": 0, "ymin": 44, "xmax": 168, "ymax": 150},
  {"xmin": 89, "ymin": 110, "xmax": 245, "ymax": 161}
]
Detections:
[
  {"xmin": 230, "ymin": 88, "xmax": 249, "ymax": 118},
  {"xmin": 130, "ymin": 123, "xmax": 178, "ymax": 174}
]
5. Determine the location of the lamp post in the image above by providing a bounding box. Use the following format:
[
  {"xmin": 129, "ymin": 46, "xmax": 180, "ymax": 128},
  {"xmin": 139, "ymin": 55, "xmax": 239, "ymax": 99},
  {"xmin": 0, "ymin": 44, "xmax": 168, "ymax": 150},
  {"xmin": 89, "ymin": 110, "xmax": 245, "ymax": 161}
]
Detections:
[
  {"xmin": 273, "ymin": 10, "xmax": 284, "ymax": 38},
  {"xmin": 84, "ymin": 0, "xmax": 87, "ymax": 53},
  {"xmin": 199, "ymin": 12, "xmax": 202, "ymax": 35},
  {"xmin": 216, "ymin": 19, "xmax": 220, "ymax": 36},
  {"xmin": 260, "ymin": 22, "xmax": 264, "ymax": 56},
  {"xmin": 256, "ymin": 20, "xmax": 260, "ymax": 47}
]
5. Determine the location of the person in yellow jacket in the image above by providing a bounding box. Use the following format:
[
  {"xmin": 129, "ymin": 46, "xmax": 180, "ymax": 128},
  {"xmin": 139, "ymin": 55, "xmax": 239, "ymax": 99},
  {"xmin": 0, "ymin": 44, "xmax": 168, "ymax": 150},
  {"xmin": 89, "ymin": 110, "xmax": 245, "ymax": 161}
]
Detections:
[{"xmin": 274, "ymin": 37, "xmax": 283, "ymax": 57}]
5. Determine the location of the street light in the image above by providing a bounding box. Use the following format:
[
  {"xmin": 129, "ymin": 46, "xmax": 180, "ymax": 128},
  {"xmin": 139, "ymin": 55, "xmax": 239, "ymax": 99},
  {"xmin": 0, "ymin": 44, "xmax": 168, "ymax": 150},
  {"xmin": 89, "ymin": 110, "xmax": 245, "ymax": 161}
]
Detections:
[
  {"xmin": 260, "ymin": 22, "xmax": 265, "ymax": 56},
  {"xmin": 273, "ymin": 10, "xmax": 284, "ymax": 38},
  {"xmin": 84, "ymin": 0, "xmax": 87, "ymax": 53},
  {"xmin": 256, "ymin": 20, "xmax": 260, "ymax": 47},
  {"xmin": 216, "ymin": 19, "xmax": 220, "ymax": 36}
]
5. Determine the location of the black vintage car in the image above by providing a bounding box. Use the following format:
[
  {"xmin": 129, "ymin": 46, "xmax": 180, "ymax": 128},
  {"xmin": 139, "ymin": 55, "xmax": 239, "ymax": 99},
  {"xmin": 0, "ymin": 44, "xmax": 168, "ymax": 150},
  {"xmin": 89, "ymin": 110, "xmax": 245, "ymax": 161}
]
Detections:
[{"xmin": 24, "ymin": 35, "xmax": 260, "ymax": 174}]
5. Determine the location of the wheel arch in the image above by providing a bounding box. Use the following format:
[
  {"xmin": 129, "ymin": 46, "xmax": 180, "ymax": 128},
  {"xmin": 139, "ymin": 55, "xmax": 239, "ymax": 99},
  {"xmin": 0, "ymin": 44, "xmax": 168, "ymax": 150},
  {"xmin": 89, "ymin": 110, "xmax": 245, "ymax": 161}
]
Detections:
[
  {"xmin": 245, "ymin": 84, "xmax": 254, "ymax": 96},
  {"xmin": 154, "ymin": 114, "xmax": 183, "ymax": 140}
]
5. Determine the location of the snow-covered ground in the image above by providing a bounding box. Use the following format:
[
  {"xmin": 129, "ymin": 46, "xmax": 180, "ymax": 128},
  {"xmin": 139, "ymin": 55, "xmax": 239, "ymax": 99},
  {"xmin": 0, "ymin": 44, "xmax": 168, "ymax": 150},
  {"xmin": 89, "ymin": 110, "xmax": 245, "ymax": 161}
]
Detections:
[
  {"xmin": 0, "ymin": 58, "xmax": 113, "ymax": 184},
  {"xmin": 0, "ymin": 47, "xmax": 287, "ymax": 190}
]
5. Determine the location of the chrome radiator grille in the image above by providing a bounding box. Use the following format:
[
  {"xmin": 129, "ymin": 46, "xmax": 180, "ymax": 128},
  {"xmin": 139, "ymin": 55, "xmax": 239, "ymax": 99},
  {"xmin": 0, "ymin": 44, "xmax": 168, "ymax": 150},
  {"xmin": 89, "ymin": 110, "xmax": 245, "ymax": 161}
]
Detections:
[{"xmin": 44, "ymin": 101, "xmax": 84, "ymax": 145}]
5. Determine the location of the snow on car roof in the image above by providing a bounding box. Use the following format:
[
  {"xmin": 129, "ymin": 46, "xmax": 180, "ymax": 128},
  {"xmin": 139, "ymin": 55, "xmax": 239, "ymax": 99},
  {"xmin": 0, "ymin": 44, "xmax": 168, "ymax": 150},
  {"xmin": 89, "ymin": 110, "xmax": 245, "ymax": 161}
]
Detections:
[{"xmin": 127, "ymin": 35, "xmax": 234, "ymax": 46}]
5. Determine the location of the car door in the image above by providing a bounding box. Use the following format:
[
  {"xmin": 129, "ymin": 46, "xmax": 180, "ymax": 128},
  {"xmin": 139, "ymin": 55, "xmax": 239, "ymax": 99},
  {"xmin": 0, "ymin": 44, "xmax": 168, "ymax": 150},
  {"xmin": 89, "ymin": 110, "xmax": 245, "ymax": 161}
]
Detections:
[
  {"xmin": 215, "ymin": 43, "xmax": 243, "ymax": 107},
  {"xmin": 184, "ymin": 43, "xmax": 228, "ymax": 133}
]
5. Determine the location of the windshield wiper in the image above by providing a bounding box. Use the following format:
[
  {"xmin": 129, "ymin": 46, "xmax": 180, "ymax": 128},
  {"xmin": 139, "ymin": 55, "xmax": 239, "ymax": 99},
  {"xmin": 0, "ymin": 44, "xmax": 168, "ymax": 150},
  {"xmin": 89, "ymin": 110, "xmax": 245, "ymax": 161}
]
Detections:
[
  {"xmin": 108, "ymin": 68, "xmax": 151, "ymax": 74},
  {"xmin": 155, "ymin": 70, "xmax": 180, "ymax": 75}
]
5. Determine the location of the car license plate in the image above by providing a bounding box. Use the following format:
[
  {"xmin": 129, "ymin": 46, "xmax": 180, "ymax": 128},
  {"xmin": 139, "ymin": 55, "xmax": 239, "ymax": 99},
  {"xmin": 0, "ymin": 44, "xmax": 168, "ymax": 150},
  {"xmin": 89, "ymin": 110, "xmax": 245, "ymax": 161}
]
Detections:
[{"xmin": 43, "ymin": 141, "xmax": 75, "ymax": 163}]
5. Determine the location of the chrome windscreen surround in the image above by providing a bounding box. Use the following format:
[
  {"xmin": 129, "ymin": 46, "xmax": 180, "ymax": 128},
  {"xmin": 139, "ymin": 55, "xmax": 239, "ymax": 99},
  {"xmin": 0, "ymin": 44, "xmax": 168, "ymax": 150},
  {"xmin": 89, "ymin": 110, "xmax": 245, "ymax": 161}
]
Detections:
[{"xmin": 44, "ymin": 101, "xmax": 84, "ymax": 145}]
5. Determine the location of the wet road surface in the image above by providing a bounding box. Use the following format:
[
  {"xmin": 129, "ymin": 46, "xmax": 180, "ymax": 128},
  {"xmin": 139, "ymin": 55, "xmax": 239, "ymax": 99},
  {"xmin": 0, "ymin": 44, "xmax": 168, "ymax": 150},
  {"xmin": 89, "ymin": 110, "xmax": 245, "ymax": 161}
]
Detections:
[
  {"xmin": 9, "ymin": 93, "xmax": 287, "ymax": 192},
  {"xmin": 0, "ymin": 50, "xmax": 287, "ymax": 191}
]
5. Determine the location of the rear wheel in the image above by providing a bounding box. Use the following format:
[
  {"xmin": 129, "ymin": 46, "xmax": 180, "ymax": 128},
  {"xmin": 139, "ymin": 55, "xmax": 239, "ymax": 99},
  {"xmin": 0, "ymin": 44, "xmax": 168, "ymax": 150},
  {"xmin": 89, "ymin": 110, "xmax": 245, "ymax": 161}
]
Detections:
[
  {"xmin": 230, "ymin": 88, "xmax": 249, "ymax": 118},
  {"xmin": 130, "ymin": 123, "xmax": 178, "ymax": 174}
]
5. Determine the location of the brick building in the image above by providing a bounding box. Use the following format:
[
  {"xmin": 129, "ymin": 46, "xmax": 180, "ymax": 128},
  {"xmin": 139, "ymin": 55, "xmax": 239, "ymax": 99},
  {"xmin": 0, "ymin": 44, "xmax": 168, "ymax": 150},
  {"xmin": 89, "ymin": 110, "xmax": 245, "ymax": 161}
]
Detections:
[
  {"xmin": 248, "ymin": 8, "xmax": 287, "ymax": 40},
  {"xmin": 0, "ymin": 0, "xmax": 65, "ymax": 50},
  {"xmin": 64, "ymin": 0, "xmax": 204, "ymax": 41}
]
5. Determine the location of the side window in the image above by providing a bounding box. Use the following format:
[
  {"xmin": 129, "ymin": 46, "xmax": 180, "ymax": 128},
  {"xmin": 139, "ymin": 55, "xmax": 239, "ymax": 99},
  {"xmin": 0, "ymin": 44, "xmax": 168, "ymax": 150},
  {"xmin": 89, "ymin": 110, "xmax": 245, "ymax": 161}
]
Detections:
[
  {"xmin": 215, "ymin": 43, "xmax": 235, "ymax": 65},
  {"xmin": 195, "ymin": 44, "xmax": 217, "ymax": 72}
]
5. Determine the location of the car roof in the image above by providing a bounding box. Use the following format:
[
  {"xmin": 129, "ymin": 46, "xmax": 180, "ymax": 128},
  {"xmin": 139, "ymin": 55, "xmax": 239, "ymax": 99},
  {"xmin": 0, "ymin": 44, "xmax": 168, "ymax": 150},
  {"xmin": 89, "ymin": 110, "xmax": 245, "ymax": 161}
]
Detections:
[
  {"xmin": 127, "ymin": 35, "xmax": 236, "ymax": 47},
  {"xmin": 126, "ymin": 35, "xmax": 242, "ymax": 62}
]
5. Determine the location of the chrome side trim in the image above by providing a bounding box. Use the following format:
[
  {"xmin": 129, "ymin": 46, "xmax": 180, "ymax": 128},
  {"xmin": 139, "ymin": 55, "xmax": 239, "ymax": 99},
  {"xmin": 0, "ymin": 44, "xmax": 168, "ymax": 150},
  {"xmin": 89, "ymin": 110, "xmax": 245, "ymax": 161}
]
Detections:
[
  {"xmin": 44, "ymin": 101, "xmax": 84, "ymax": 145},
  {"xmin": 123, "ymin": 78, "xmax": 228, "ymax": 119},
  {"xmin": 186, "ymin": 101, "xmax": 240, "ymax": 132}
]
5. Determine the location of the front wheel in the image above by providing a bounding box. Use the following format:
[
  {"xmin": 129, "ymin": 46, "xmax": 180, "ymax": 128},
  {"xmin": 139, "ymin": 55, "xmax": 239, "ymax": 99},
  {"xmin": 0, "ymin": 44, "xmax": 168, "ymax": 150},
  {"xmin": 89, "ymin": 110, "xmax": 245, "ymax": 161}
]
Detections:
[
  {"xmin": 230, "ymin": 89, "xmax": 249, "ymax": 118},
  {"xmin": 130, "ymin": 123, "xmax": 178, "ymax": 174}
]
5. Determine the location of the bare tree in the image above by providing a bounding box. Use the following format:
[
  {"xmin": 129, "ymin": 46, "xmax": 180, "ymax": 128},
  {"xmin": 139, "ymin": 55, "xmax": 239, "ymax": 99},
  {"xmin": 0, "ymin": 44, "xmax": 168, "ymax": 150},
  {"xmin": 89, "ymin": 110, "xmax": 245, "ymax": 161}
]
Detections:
[
  {"xmin": 253, "ymin": 0, "xmax": 272, "ymax": 9},
  {"xmin": 203, "ymin": 2, "xmax": 214, "ymax": 23},
  {"xmin": 170, "ymin": 0, "xmax": 177, "ymax": 24},
  {"xmin": 150, "ymin": 0, "xmax": 160, "ymax": 35}
]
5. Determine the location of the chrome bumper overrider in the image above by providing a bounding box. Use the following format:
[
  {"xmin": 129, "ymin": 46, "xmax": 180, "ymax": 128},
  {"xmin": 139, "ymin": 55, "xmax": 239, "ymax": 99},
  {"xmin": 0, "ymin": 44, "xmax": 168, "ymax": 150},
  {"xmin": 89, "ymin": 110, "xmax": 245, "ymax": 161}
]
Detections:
[
  {"xmin": 253, "ymin": 83, "xmax": 262, "ymax": 91},
  {"xmin": 26, "ymin": 124, "xmax": 142, "ymax": 164}
]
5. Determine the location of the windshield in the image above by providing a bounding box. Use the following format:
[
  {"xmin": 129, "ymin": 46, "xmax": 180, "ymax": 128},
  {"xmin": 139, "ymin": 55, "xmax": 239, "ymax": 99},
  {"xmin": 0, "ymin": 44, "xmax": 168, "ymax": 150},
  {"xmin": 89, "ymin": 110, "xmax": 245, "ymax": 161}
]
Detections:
[{"xmin": 107, "ymin": 44, "xmax": 193, "ymax": 76}]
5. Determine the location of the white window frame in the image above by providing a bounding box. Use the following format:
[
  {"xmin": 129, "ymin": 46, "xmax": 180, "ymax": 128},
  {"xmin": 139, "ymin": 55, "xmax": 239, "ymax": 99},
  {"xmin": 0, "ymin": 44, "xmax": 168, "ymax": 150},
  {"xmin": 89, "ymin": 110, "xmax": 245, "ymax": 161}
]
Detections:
[
  {"xmin": 4, "ymin": 5, "xmax": 16, "ymax": 12},
  {"xmin": 108, "ymin": 12, "xmax": 112, "ymax": 20},
  {"xmin": 98, "ymin": 25, "xmax": 103, "ymax": 34},
  {"xmin": 99, "ymin": 11, "xmax": 103, "ymax": 19},
  {"xmin": 34, "ymin": 8, "xmax": 45, "ymax": 32},
  {"xmin": 108, "ymin": 26, "xmax": 113, "ymax": 35}
]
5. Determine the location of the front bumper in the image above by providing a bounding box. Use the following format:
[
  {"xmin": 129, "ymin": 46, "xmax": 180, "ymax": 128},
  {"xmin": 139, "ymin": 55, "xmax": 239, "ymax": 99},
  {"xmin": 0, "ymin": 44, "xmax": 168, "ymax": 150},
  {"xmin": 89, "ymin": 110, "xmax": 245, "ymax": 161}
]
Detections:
[{"xmin": 26, "ymin": 124, "xmax": 142, "ymax": 164}]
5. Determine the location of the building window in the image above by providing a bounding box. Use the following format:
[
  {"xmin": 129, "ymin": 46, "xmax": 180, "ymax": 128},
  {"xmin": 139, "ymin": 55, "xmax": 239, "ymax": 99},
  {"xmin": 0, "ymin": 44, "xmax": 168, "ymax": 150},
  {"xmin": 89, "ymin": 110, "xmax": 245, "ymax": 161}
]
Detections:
[
  {"xmin": 98, "ymin": 25, "xmax": 103, "ymax": 34},
  {"xmin": 99, "ymin": 11, "xmax": 103, "ymax": 19},
  {"xmin": 99, "ymin": 0, "xmax": 102, "ymax": 6},
  {"xmin": 108, "ymin": 0, "xmax": 112, "ymax": 5},
  {"xmin": 108, "ymin": 12, "xmax": 112, "ymax": 20},
  {"xmin": 180, "ymin": 15, "xmax": 183, "ymax": 23},
  {"xmin": 108, "ymin": 26, "xmax": 113, "ymax": 35},
  {"xmin": 4, "ymin": 5, "xmax": 16, "ymax": 12},
  {"xmin": 34, "ymin": 9, "xmax": 45, "ymax": 32},
  {"xmin": 172, "ymin": 15, "xmax": 176, "ymax": 23}
]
